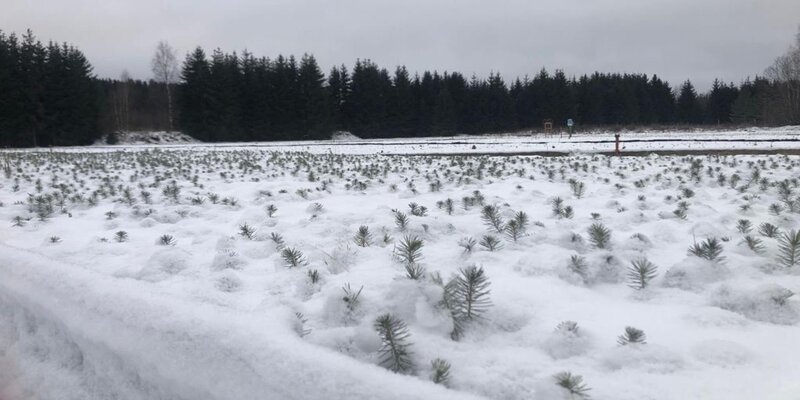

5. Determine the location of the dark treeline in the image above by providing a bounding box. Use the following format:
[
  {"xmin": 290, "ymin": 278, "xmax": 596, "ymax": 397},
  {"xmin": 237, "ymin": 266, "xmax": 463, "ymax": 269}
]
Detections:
[
  {"xmin": 96, "ymin": 78, "xmax": 175, "ymax": 135},
  {"xmin": 179, "ymin": 46, "xmax": 794, "ymax": 142},
  {"xmin": 0, "ymin": 30, "xmax": 98, "ymax": 147},
  {"xmin": 0, "ymin": 30, "xmax": 174, "ymax": 148},
  {"xmin": 1, "ymin": 29, "xmax": 799, "ymax": 148}
]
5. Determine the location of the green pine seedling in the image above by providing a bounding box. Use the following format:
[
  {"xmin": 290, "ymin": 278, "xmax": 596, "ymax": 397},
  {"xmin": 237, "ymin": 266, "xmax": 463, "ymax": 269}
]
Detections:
[
  {"xmin": 238, "ymin": 223, "xmax": 256, "ymax": 240},
  {"xmin": 617, "ymin": 326, "xmax": 647, "ymax": 345},
  {"xmin": 556, "ymin": 320, "xmax": 580, "ymax": 336},
  {"xmin": 307, "ymin": 269, "xmax": 320, "ymax": 285},
  {"xmin": 445, "ymin": 266, "xmax": 491, "ymax": 340},
  {"xmin": 270, "ymin": 232, "xmax": 286, "ymax": 250},
  {"xmin": 405, "ymin": 263, "xmax": 426, "ymax": 280},
  {"xmin": 294, "ymin": 312, "xmax": 311, "ymax": 338},
  {"xmin": 587, "ymin": 223, "xmax": 611, "ymax": 249},
  {"xmin": 627, "ymin": 258, "xmax": 658, "ymax": 290},
  {"xmin": 354, "ymin": 225, "xmax": 372, "ymax": 247},
  {"xmin": 408, "ymin": 202, "xmax": 428, "ymax": 217},
  {"xmin": 778, "ymin": 230, "xmax": 800, "ymax": 267},
  {"xmin": 569, "ymin": 180, "xmax": 586, "ymax": 199},
  {"xmin": 758, "ymin": 223, "xmax": 780, "ymax": 238},
  {"xmin": 481, "ymin": 205, "xmax": 505, "ymax": 233},
  {"xmin": 395, "ymin": 211, "xmax": 409, "ymax": 231},
  {"xmin": 743, "ymin": 235, "xmax": 765, "ymax": 255},
  {"xmin": 159, "ymin": 234, "xmax": 176, "ymax": 246},
  {"xmin": 479, "ymin": 234, "xmax": 503, "ymax": 251},
  {"xmin": 459, "ymin": 237, "xmax": 477, "ymax": 253},
  {"xmin": 342, "ymin": 283, "xmax": 363, "ymax": 312},
  {"xmin": 374, "ymin": 314, "xmax": 414, "ymax": 373},
  {"xmin": 553, "ymin": 371, "xmax": 591, "ymax": 399},
  {"xmin": 569, "ymin": 255, "xmax": 589, "ymax": 282},
  {"xmin": 552, "ymin": 197, "xmax": 565, "ymax": 218},
  {"xmin": 687, "ymin": 237, "xmax": 725, "ymax": 262},
  {"xmin": 114, "ymin": 231, "xmax": 128, "ymax": 243},
  {"xmin": 281, "ymin": 247, "xmax": 307, "ymax": 268},
  {"xmin": 736, "ymin": 219, "xmax": 752, "ymax": 234},
  {"xmin": 395, "ymin": 235, "xmax": 423, "ymax": 265},
  {"xmin": 770, "ymin": 288, "xmax": 794, "ymax": 306},
  {"xmin": 443, "ymin": 198, "xmax": 454, "ymax": 215},
  {"xmin": 430, "ymin": 358, "xmax": 452, "ymax": 385}
]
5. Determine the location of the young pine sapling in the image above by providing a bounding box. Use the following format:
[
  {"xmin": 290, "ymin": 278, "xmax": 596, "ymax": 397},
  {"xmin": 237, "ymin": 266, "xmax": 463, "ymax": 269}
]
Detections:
[{"xmin": 374, "ymin": 314, "xmax": 414, "ymax": 373}]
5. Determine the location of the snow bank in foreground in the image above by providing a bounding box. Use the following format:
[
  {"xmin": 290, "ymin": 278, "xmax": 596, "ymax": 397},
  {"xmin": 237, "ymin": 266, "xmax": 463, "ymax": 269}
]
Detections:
[{"xmin": 0, "ymin": 245, "xmax": 479, "ymax": 400}]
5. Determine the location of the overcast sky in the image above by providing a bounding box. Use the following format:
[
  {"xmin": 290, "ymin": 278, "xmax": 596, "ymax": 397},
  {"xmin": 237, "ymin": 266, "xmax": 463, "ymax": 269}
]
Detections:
[{"xmin": 2, "ymin": 0, "xmax": 798, "ymax": 91}]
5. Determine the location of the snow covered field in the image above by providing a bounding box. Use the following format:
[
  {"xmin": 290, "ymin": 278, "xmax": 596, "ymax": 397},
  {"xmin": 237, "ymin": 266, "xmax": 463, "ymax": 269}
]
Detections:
[{"xmin": 2, "ymin": 135, "xmax": 800, "ymax": 399}]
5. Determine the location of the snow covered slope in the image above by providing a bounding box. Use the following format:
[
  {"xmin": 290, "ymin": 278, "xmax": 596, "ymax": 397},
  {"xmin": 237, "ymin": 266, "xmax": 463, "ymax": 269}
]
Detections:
[{"xmin": 0, "ymin": 244, "xmax": 479, "ymax": 400}]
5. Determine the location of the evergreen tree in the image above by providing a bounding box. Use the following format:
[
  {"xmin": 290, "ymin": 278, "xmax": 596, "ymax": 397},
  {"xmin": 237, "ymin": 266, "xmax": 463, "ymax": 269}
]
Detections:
[
  {"xmin": 18, "ymin": 30, "xmax": 47, "ymax": 147},
  {"xmin": 297, "ymin": 54, "xmax": 329, "ymax": 139},
  {"xmin": 412, "ymin": 71, "xmax": 433, "ymax": 135},
  {"xmin": 239, "ymin": 51, "xmax": 266, "ymax": 140},
  {"xmin": 388, "ymin": 66, "xmax": 415, "ymax": 136},
  {"xmin": 268, "ymin": 55, "xmax": 300, "ymax": 140},
  {"xmin": 676, "ymin": 80, "xmax": 703, "ymax": 124},
  {"xmin": 649, "ymin": 75, "xmax": 675, "ymax": 124},
  {"xmin": 731, "ymin": 79, "xmax": 760, "ymax": 124},
  {"xmin": 43, "ymin": 42, "xmax": 98, "ymax": 145},
  {"xmin": 0, "ymin": 30, "xmax": 98, "ymax": 147},
  {"xmin": 179, "ymin": 47, "xmax": 213, "ymax": 141},
  {"xmin": 706, "ymin": 78, "xmax": 739, "ymax": 124},
  {"xmin": 327, "ymin": 64, "xmax": 350, "ymax": 131},
  {"xmin": 433, "ymin": 86, "xmax": 457, "ymax": 135},
  {"xmin": 207, "ymin": 49, "xmax": 242, "ymax": 142},
  {"xmin": 348, "ymin": 59, "xmax": 392, "ymax": 137},
  {"xmin": 0, "ymin": 32, "xmax": 19, "ymax": 146}
]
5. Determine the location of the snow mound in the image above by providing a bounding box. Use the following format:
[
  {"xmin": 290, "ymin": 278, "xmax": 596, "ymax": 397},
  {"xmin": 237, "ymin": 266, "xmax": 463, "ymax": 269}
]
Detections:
[
  {"xmin": 96, "ymin": 131, "xmax": 199, "ymax": 146},
  {"xmin": 330, "ymin": 131, "xmax": 361, "ymax": 141}
]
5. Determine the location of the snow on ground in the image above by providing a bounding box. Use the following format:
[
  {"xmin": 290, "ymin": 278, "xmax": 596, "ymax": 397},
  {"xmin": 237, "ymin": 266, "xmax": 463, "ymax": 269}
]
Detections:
[
  {"xmin": 1, "ymin": 136, "xmax": 800, "ymax": 399},
  {"xmin": 65, "ymin": 126, "xmax": 800, "ymax": 155}
]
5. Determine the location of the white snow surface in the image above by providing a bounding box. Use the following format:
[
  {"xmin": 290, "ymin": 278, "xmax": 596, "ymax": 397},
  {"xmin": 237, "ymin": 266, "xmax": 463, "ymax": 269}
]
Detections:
[
  {"xmin": 2, "ymin": 133, "xmax": 800, "ymax": 399},
  {"xmin": 71, "ymin": 126, "xmax": 800, "ymax": 155}
]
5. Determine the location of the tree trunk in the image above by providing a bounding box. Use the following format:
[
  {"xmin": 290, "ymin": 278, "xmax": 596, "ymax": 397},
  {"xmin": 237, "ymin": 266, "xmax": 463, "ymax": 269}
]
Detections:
[{"xmin": 166, "ymin": 84, "xmax": 173, "ymax": 132}]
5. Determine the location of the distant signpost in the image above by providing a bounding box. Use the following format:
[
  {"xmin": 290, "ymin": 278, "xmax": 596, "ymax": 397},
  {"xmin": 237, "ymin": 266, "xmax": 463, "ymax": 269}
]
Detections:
[
  {"xmin": 567, "ymin": 118, "xmax": 574, "ymax": 138},
  {"xmin": 543, "ymin": 119, "xmax": 553, "ymax": 135}
]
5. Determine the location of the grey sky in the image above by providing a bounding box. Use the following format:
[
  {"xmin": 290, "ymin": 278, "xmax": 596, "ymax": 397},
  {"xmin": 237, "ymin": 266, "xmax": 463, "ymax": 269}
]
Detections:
[{"xmin": 2, "ymin": 0, "xmax": 798, "ymax": 91}]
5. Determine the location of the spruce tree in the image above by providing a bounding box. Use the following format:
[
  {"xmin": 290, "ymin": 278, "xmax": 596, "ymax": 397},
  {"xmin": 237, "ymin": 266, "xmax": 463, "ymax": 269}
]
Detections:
[
  {"xmin": 179, "ymin": 47, "xmax": 213, "ymax": 141},
  {"xmin": 297, "ymin": 54, "xmax": 329, "ymax": 139},
  {"xmin": 676, "ymin": 80, "xmax": 702, "ymax": 124}
]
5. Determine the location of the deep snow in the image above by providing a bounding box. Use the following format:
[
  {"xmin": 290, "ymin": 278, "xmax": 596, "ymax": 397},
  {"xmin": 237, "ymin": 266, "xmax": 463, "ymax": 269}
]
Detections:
[{"xmin": 2, "ymin": 133, "xmax": 800, "ymax": 399}]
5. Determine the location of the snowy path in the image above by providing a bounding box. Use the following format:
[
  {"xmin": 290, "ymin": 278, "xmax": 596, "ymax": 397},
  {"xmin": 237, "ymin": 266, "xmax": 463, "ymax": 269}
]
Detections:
[{"xmin": 0, "ymin": 244, "xmax": 482, "ymax": 400}]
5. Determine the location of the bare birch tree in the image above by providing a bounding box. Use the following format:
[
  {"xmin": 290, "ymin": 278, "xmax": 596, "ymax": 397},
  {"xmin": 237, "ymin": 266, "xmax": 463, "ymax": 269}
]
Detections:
[
  {"xmin": 766, "ymin": 26, "xmax": 800, "ymax": 124},
  {"xmin": 151, "ymin": 41, "xmax": 178, "ymax": 131},
  {"xmin": 112, "ymin": 70, "xmax": 131, "ymax": 132}
]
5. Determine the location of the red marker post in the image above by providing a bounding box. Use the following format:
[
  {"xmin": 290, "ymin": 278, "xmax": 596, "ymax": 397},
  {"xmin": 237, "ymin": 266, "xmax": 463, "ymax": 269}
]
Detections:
[{"xmin": 614, "ymin": 133, "xmax": 621, "ymax": 156}]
